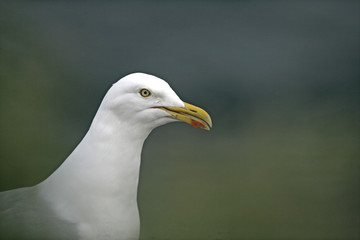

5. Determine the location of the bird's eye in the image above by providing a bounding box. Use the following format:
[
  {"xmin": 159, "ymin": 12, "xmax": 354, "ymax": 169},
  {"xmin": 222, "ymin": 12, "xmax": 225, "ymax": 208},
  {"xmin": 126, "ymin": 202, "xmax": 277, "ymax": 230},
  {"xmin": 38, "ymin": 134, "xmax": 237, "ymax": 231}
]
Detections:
[{"xmin": 139, "ymin": 88, "xmax": 151, "ymax": 97}]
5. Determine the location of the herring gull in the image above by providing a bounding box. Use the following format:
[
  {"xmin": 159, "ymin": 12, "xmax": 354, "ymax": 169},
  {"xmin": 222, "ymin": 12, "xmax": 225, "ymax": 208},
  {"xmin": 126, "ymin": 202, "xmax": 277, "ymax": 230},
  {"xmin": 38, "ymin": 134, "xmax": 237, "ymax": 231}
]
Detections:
[{"xmin": 0, "ymin": 73, "xmax": 212, "ymax": 240}]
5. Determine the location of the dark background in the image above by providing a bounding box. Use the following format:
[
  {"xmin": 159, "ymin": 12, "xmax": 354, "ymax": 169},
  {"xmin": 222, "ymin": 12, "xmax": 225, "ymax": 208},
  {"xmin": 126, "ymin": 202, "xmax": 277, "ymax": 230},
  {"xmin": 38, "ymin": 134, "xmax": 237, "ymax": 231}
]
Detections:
[{"xmin": 0, "ymin": 1, "xmax": 359, "ymax": 239}]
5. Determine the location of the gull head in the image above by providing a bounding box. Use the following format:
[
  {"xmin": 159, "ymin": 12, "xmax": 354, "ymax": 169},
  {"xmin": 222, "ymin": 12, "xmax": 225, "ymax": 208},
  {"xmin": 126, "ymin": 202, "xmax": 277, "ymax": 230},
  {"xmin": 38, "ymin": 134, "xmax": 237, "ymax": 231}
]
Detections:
[{"xmin": 98, "ymin": 73, "xmax": 212, "ymax": 132}]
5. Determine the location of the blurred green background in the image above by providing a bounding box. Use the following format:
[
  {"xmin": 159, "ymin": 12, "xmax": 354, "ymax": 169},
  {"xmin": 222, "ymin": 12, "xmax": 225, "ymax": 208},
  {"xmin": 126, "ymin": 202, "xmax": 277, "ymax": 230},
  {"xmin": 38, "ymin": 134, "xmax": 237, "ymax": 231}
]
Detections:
[{"xmin": 0, "ymin": 1, "xmax": 359, "ymax": 239}]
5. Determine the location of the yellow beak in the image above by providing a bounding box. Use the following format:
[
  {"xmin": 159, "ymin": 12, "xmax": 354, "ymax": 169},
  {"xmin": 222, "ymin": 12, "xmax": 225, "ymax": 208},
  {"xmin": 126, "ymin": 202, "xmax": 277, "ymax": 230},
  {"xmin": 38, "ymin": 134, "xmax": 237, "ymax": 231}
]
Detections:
[{"xmin": 157, "ymin": 102, "xmax": 212, "ymax": 130}]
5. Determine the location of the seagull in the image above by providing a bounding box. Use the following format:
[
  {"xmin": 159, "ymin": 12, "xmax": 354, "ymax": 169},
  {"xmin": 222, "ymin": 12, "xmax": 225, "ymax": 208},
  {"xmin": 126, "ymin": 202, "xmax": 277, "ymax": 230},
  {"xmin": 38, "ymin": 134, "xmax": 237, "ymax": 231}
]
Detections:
[{"xmin": 0, "ymin": 73, "xmax": 212, "ymax": 240}]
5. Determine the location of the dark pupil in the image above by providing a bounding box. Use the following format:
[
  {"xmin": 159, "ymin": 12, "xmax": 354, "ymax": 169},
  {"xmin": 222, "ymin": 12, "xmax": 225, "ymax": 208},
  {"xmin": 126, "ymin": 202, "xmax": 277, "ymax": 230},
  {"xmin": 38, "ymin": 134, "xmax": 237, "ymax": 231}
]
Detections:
[{"xmin": 143, "ymin": 90, "xmax": 148, "ymax": 95}]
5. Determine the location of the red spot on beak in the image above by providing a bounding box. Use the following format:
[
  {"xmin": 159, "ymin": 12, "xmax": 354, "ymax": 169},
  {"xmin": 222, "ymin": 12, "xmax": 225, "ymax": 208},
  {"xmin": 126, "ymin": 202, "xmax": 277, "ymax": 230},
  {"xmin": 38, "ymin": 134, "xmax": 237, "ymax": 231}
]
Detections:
[{"xmin": 191, "ymin": 120, "xmax": 205, "ymax": 129}]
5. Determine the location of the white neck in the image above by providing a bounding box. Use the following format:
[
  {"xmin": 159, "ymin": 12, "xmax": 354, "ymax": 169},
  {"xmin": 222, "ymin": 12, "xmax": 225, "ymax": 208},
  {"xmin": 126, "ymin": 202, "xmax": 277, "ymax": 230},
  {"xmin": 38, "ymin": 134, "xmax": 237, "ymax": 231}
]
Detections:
[{"xmin": 38, "ymin": 107, "xmax": 151, "ymax": 231}]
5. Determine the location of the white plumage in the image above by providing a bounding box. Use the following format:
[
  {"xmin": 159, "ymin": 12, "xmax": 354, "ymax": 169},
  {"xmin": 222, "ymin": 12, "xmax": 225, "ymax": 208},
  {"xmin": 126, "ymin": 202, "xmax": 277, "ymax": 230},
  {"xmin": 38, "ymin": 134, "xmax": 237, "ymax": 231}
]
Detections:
[{"xmin": 0, "ymin": 73, "xmax": 212, "ymax": 240}]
